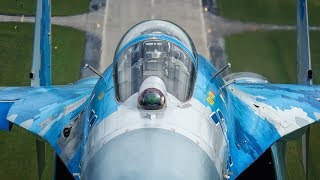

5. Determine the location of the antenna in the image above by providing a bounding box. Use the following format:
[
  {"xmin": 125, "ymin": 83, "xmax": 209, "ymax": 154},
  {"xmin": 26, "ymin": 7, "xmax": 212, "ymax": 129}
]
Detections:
[
  {"xmin": 83, "ymin": 64, "xmax": 110, "ymax": 88},
  {"xmin": 212, "ymin": 63, "xmax": 231, "ymax": 78},
  {"xmin": 83, "ymin": 64, "xmax": 103, "ymax": 79}
]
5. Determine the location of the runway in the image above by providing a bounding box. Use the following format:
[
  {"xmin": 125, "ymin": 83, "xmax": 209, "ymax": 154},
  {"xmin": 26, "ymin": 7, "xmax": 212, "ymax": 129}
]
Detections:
[{"xmin": 99, "ymin": 0, "xmax": 209, "ymax": 71}]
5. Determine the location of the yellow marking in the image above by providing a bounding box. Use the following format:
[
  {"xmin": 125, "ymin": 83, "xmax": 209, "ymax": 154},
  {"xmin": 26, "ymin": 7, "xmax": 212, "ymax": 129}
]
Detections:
[
  {"xmin": 206, "ymin": 97, "xmax": 214, "ymax": 105},
  {"xmin": 98, "ymin": 92, "xmax": 104, "ymax": 100},
  {"xmin": 206, "ymin": 90, "xmax": 216, "ymax": 105},
  {"xmin": 208, "ymin": 91, "xmax": 215, "ymax": 98}
]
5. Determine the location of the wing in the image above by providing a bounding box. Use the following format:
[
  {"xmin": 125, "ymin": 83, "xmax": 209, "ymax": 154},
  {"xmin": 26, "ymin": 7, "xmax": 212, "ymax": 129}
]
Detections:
[
  {"xmin": 227, "ymin": 83, "xmax": 320, "ymax": 179},
  {"xmin": 0, "ymin": 78, "xmax": 98, "ymax": 175}
]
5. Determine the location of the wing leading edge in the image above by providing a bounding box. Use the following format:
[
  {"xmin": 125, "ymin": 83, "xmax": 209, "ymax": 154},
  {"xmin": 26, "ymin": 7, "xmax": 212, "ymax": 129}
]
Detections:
[
  {"xmin": 0, "ymin": 78, "xmax": 97, "ymax": 176},
  {"xmin": 226, "ymin": 83, "xmax": 320, "ymax": 179}
]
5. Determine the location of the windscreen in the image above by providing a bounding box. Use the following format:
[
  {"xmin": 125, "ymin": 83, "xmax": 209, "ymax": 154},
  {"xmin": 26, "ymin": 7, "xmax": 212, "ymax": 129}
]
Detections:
[{"xmin": 117, "ymin": 20, "xmax": 196, "ymax": 58}]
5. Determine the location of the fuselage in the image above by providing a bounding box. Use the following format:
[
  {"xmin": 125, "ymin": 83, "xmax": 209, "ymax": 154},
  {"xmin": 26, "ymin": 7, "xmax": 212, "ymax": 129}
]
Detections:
[
  {"xmin": 79, "ymin": 20, "xmax": 231, "ymax": 179},
  {"xmin": 79, "ymin": 54, "xmax": 230, "ymax": 179}
]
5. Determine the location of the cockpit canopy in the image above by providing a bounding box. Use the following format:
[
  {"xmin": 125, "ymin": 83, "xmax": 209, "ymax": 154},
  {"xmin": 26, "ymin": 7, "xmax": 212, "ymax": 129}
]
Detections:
[{"xmin": 113, "ymin": 20, "xmax": 198, "ymax": 102}]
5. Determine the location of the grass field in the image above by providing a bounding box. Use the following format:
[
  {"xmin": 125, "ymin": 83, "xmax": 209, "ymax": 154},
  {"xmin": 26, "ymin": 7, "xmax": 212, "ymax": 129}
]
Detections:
[
  {"xmin": 0, "ymin": 0, "xmax": 90, "ymax": 16},
  {"xmin": 217, "ymin": 0, "xmax": 320, "ymax": 26},
  {"xmin": 0, "ymin": 22, "xmax": 85, "ymax": 179},
  {"xmin": 224, "ymin": 31, "xmax": 320, "ymax": 179},
  {"xmin": 217, "ymin": 1, "xmax": 320, "ymax": 178},
  {"xmin": 224, "ymin": 31, "xmax": 320, "ymax": 84}
]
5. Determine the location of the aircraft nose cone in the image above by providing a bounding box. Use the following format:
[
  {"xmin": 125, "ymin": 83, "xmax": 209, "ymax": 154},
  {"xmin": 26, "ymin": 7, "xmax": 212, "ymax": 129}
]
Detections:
[{"xmin": 82, "ymin": 128, "xmax": 219, "ymax": 180}]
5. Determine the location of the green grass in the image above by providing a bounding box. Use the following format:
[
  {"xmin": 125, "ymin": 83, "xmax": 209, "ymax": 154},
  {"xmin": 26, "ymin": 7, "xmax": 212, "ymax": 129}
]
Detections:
[
  {"xmin": 217, "ymin": 0, "xmax": 320, "ymax": 26},
  {"xmin": 225, "ymin": 31, "xmax": 320, "ymax": 179},
  {"xmin": 224, "ymin": 31, "xmax": 297, "ymax": 83},
  {"xmin": 225, "ymin": 31, "xmax": 320, "ymax": 84},
  {"xmin": 0, "ymin": 0, "xmax": 90, "ymax": 16},
  {"xmin": 0, "ymin": 22, "xmax": 85, "ymax": 179},
  {"xmin": 217, "ymin": 1, "xmax": 320, "ymax": 179}
]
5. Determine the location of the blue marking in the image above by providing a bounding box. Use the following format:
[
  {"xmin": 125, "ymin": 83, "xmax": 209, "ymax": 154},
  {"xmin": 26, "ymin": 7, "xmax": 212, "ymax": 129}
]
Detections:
[
  {"xmin": 211, "ymin": 112, "xmax": 220, "ymax": 125},
  {"xmin": 88, "ymin": 110, "xmax": 97, "ymax": 127},
  {"xmin": 217, "ymin": 109, "xmax": 224, "ymax": 120}
]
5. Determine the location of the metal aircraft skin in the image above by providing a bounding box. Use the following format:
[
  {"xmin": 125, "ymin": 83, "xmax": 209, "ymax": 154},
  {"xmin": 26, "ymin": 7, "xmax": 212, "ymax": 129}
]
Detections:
[{"xmin": 0, "ymin": 0, "xmax": 320, "ymax": 180}]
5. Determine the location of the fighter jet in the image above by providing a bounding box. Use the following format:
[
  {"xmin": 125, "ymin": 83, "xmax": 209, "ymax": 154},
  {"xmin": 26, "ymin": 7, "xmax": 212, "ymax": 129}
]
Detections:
[{"xmin": 0, "ymin": 0, "xmax": 319, "ymax": 179}]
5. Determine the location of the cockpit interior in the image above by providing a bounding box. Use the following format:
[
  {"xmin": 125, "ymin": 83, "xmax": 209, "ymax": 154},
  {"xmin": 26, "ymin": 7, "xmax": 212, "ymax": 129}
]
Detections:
[{"xmin": 113, "ymin": 20, "xmax": 198, "ymax": 107}]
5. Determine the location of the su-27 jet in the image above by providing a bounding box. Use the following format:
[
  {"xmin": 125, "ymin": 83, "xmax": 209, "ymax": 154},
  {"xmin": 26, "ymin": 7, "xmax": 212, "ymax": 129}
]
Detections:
[{"xmin": 0, "ymin": 0, "xmax": 320, "ymax": 179}]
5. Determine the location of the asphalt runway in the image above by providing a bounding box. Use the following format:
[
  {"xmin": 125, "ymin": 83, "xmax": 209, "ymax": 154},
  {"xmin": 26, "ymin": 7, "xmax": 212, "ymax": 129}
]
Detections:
[{"xmin": 100, "ymin": 0, "xmax": 209, "ymax": 71}]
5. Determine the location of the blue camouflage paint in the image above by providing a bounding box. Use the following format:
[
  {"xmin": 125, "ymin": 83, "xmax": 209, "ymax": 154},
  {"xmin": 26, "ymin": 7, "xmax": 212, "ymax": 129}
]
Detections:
[
  {"xmin": 31, "ymin": 0, "xmax": 51, "ymax": 86},
  {"xmin": 192, "ymin": 55, "xmax": 320, "ymax": 179},
  {"xmin": 227, "ymin": 89, "xmax": 280, "ymax": 178},
  {"xmin": 39, "ymin": 0, "xmax": 51, "ymax": 86},
  {"xmin": 193, "ymin": 55, "xmax": 228, "ymax": 129},
  {"xmin": 193, "ymin": 54, "xmax": 232, "ymax": 174},
  {"xmin": 234, "ymin": 84, "xmax": 320, "ymax": 120},
  {"xmin": 226, "ymin": 83, "xmax": 320, "ymax": 178},
  {"xmin": 83, "ymin": 66, "xmax": 119, "ymax": 142},
  {"xmin": 1, "ymin": 78, "xmax": 97, "ymax": 175},
  {"xmin": 0, "ymin": 102, "xmax": 13, "ymax": 131},
  {"xmin": 193, "ymin": 54, "xmax": 225, "ymax": 107},
  {"xmin": 211, "ymin": 112, "xmax": 220, "ymax": 125},
  {"xmin": 299, "ymin": 0, "xmax": 306, "ymax": 20}
]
